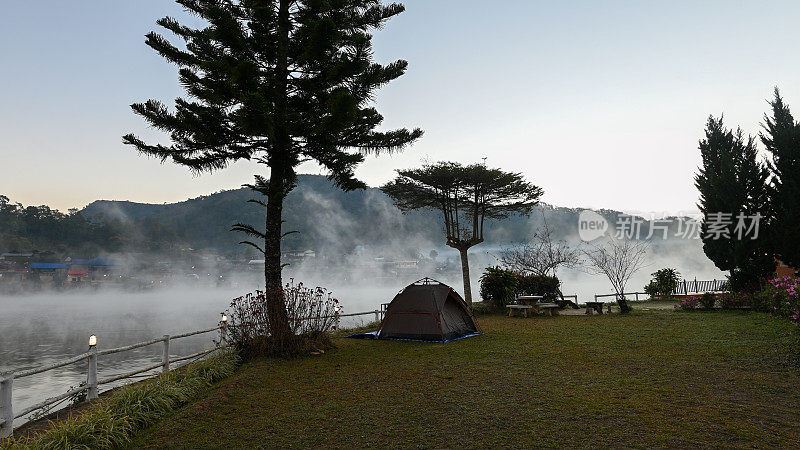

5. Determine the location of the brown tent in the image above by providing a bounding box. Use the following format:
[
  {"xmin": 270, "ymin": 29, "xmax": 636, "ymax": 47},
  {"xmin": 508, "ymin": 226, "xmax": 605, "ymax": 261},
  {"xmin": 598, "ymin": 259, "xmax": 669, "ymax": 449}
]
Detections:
[{"xmin": 377, "ymin": 278, "xmax": 480, "ymax": 342}]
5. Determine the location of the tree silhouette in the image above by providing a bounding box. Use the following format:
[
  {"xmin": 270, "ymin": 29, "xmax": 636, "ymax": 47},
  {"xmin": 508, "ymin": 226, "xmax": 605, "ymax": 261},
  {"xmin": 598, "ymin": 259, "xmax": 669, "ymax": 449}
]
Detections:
[
  {"xmin": 762, "ymin": 88, "xmax": 800, "ymax": 272},
  {"xmin": 124, "ymin": 0, "xmax": 422, "ymax": 346},
  {"xmin": 582, "ymin": 237, "xmax": 648, "ymax": 314},
  {"xmin": 695, "ymin": 115, "xmax": 772, "ymax": 291},
  {"xmin": 382, "ymin": 162, "xmax": 542, "ymax": 305}
]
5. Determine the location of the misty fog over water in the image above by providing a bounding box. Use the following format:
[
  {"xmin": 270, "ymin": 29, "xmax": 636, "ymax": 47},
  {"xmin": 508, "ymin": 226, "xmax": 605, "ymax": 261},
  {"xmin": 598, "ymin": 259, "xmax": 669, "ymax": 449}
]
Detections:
[{"xmin": 1, "ymin": 235, "xmax": 724, "ymax": 427}]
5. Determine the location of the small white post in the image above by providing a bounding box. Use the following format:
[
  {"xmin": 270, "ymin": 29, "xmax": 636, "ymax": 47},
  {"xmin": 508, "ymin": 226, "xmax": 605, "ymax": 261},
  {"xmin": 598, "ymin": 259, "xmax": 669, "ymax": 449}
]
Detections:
[
  {"xmin": 0, "ymin": 371, "xmax": 13, "ymax": 438},
  {"xmin": 87, "ymin": 346, "xmax": 98, "ymax": 401},
  {"xmin": 220, "ymin": 321, "xmax": 228, "ymax": 347},
  {"xmin": 162, "ymin": 335, "xmax": 170, "ymax": 373},
  {"xmin": 374, "ymin": 310, "xmax": 380, "ymax": 323},
  {"xmin": 334, "ymin": 310, "xmax": 340, "ymax": 330}
]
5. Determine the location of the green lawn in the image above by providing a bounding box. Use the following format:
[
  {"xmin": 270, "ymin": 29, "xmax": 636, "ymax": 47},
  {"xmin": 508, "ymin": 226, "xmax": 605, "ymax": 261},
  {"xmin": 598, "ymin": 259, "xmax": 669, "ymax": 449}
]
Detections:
[{"xmin": 131, "ymin": 305, "xmax": 800, "ymax": 448}]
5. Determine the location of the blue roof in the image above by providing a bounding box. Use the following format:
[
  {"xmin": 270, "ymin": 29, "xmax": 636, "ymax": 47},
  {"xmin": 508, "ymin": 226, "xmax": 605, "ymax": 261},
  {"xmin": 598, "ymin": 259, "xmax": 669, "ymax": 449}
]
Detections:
[{"xmin": 30, "ymin": 263, "xmax": 68, "ymax": 269}]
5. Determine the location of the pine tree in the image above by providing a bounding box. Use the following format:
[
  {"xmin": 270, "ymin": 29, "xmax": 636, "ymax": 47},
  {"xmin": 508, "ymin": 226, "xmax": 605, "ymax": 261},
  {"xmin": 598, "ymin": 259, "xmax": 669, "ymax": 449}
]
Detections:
[
  {"xmin": 124, "ymin": 0, "xmax": 422, "ymax": 346},
  {"xmin": 761, "ymin": 88, "xmax": 800, "ymax": 271},
  {"xmin": 695, "ymin": 116, "xmax": 772, "ymax": 291},
  {"xmin": 381, "ymin": 162, "xmax": 542, "ymax": 305}
]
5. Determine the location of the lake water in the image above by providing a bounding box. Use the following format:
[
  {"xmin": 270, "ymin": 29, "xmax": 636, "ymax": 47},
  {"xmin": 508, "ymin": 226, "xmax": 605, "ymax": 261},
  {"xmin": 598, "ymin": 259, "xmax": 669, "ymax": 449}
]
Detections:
[{"xmin": 0, "ymin": 279, "xmax": 414, "ymax": 428}]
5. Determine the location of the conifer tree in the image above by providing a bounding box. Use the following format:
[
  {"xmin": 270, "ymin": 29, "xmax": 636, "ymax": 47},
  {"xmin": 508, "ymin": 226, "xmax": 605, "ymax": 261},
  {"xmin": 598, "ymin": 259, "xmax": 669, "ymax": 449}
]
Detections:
[
  {"xmin": 381, "ymin": 162, "xmax": 542, "ymax": 305},
  {"xmin": 124, "ymin": 0, "xmax": 422, "ymax": 345},
  {"xmin": 695, "ymin": 116, "xmax": 772, "ymax": 290},
  {"xmin": 761, "ymin": 88, "xmax": 800, "ymax": 271}
]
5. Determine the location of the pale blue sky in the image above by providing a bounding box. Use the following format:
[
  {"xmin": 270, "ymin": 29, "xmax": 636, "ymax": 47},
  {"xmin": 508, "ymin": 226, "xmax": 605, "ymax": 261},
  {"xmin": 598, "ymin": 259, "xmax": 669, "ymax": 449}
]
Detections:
[{"xmin": 2, "ymin": 1, "xmax": 799, "ymax": 214}]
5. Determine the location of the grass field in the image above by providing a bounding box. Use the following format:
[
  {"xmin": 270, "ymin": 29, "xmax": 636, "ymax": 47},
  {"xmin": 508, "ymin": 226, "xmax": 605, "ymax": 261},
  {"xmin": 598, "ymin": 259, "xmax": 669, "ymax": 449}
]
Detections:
[{"xmin": 130, "ymin": 303, "xmax": 800, "ymax": 448}]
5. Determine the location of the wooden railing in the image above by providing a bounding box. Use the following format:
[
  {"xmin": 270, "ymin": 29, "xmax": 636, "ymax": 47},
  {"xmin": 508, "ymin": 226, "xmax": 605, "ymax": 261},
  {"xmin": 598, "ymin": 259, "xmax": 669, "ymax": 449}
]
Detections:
[
  {"xmin": 593, "ymin": 292, "xmax": 651, "ymax": 303},
  {"xmin": 0, "ymin": 322, "xmax": 231, "ymax": 438},
  {"xmin": 672, "ymin": 279, "xmax": 729, "ymax": 295}
]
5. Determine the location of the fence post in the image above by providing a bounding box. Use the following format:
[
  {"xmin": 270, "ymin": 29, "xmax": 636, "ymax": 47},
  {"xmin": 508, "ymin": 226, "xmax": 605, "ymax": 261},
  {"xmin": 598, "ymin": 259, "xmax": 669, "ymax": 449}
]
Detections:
[
  {"xmin": 374, "ymin": 310, "xmax": 380, "ymax": 323},
  {"xmin": 162, "ymin": 335, "xmax": 170, "ymax": 373},
  {"xmin": 334, "ymin": 310, "xmax": 340, "ymax": 330},
  {"xmin": 0, "ymin": 371, "xmax": 13, "ymax": 438},
  {"xmin": 635, "ymin": 292, "xmax": 639, "ymax": 301},
  {"xmin": 220, "ymin": 320, "xmax": 228, "ymax": 347},
  {"xmin": 87, "ymin": 346, "xmax": 98, "ymax": 401}
]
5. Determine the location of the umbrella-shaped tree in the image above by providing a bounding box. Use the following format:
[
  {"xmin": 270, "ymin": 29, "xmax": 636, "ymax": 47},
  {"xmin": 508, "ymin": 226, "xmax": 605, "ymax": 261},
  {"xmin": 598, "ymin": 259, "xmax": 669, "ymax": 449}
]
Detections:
[{"xmin": 381, "ymin": 162, "xmax": 542, "ymax": 305}]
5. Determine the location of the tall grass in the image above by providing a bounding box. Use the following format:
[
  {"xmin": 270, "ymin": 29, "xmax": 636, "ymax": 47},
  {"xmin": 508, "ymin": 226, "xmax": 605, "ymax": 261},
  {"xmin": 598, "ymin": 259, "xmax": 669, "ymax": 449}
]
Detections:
[{"xmin": 1, "ymin": 350, "xmax": 238, "ymax": 449}]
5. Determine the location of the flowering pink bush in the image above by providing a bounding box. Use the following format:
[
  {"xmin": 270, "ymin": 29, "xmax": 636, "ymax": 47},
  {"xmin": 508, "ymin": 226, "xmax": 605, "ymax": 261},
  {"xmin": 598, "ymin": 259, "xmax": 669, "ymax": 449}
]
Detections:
[
  {"xmin": 760, "ymin": 276, "xmax": 800, "ymax": 326},
  {"xmin": 672, "ymin": 276, "xmax": 800, "ymax": 327},
  {"xmin": 674, "ymin": 296, "xmax": 700, "ymax": 310}
]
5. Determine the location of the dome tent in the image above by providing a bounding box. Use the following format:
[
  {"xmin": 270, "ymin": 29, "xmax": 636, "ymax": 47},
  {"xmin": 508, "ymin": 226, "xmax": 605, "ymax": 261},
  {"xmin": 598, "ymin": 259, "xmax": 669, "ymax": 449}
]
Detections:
[{"xmin": 377, "ymin": 278, "xmax": 480, "ymax": 342}]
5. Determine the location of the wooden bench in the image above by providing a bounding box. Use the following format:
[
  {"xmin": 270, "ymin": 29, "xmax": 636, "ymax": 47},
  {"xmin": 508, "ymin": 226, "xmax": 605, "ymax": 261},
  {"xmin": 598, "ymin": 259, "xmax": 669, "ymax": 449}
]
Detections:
[
  {"xmin": 584, "ymin": 301, "xmax": 604, "ymax": 315},
  {"xmin": 507, "ymin": 304, "xmax": 534, "ymax": 317},
  {"xmin": 507, "ymin": 303, "xmax": 560, "ymax": 317}
]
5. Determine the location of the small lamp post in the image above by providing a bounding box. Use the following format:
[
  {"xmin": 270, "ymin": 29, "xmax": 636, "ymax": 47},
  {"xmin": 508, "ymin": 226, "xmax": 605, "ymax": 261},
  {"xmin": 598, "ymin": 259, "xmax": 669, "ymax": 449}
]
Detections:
[
  {"xmin": 87, "ymin": 334, "xmax": 98, "ymax": 401},
  {"xmin": 220, "ymin": 313, "xmax": 229, "ymax": 346}
]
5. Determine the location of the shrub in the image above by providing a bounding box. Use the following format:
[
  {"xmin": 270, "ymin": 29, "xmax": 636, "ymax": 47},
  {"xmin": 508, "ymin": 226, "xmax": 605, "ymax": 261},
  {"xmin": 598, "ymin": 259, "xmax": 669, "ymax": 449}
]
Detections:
[
  {"xmin": 479, "ymin": 267, "xmax": 519, "ymax": 310},
  {"xmin": 699, "ymin": 293, "xmax": 716, "ymax": 310},
  {"xmin": 226, "ymin": 280, "xmax": 339, "ymax": 358},
  {"xmin": 719, "ymin": 291, "xmax": 751, "ymax": 309},
  {"xmin": 516, "ymin": 274, "xmax": 561, "ymax": 301},
  {"xmin": 674, "ymin": 296, "xmax": 700, "ymax": 310},
  {"xmin": 675, "ymin": 276, "xmax": 800, "ymax": 327},
  {"xmin": 760, "ymin": 276, "xmax": 800, "ymax": 325},
  {"xmin": 644, "ymin": 268, "xmax": 680, "ymax": 297}
]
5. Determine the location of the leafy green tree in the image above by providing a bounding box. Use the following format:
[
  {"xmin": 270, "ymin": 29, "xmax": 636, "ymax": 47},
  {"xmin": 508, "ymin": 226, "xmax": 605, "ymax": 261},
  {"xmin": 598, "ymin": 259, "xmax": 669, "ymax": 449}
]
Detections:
[
  {"xmin": 761, "ymin": 88, "xmax": 800, "ymax": 272},
  {"xmin": 123, "ymin": 0, "xmax": 422, "ymax": 346},
  {"xmin": 643, "ymin": 268, "xmax": 680, "ymax": 297},
  {"xmin": 695, "ymin": 116, "xmax": 773, "ymax": 291},
  {"xmin": 382, "ymin": 162, "xmax": 542, "ymax": 305},
  {"xmin": 479, "ymin": 266, "xmax": 519, "ymax": 310}
]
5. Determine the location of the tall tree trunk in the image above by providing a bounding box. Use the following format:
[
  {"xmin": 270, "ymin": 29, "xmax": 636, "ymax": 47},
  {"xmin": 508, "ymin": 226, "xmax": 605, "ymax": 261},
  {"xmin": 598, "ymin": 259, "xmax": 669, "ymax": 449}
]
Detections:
[
  {"xmin": 617, "ymin": 294, "xmax": 631, "ymax": 314},
  {"xmin": 459, "ymin": 247, "xmax": 473, "ymax": 306},
  {"xmin": 262, "ymin": 0, "xmax": 293, "ymax": 348},
  {"xmin": 264, "ymin": 166, "xmax": 292, "ymax": 343}
]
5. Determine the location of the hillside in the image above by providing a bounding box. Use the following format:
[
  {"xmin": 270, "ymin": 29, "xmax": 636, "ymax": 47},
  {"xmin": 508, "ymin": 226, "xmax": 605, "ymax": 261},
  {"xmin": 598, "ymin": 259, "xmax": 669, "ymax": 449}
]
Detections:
[
  {"xmin": 3, "ymin": 174, "xmax": 694, "ymax": 257},
  {"xmin": 80, "ymin": 174, "xmax": 604, "ymax": 254}
]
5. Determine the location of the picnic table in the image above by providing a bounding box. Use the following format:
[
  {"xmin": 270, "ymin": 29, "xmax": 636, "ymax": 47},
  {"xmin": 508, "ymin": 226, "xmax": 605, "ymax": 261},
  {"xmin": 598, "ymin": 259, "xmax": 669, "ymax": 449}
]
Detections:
[
  {"xmin": 516, "ymin": 295, "xmax": 544, "ymax": 305},
  {"xmin": 584, "ymin": 301, "xmax": 604, "ymax": 315}
]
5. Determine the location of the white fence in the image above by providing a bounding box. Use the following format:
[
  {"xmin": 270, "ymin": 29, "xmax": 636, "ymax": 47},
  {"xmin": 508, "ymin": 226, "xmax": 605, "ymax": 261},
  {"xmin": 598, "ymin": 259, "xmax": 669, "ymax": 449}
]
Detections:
[
  {"xmin": 593, "ymin": 292, "xmax": 652, "ymax": 303},
  {"xmin": 0, "ymin": 308, "xmax": 387, "ymax": 439},
  {"xmin": 0, "ymin": 320, "xmax": 231, "ymax": 438}
]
